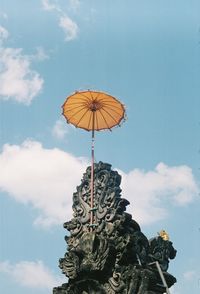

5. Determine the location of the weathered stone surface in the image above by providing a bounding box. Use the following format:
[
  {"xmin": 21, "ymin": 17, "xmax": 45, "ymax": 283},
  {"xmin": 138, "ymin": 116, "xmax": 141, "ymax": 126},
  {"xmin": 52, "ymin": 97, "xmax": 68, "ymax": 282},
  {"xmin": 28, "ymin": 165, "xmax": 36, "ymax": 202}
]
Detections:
[{"xmin": 53, "ymin": 162, "xmax": 177, "ymax": 294}]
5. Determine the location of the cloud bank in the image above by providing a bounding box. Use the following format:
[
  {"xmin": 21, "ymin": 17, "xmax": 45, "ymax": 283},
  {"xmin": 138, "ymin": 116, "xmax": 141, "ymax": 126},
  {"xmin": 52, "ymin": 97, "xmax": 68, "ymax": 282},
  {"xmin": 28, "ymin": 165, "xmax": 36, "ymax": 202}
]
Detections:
[
  {"xmin": 119, "ymin": 163, "xmax": 198, "ymax": 225},
  {"xmin": 0, "ymin": 140, "xmax": 198, "ymax": 227},
  {"xmin": 0, "ymin": 26, "xmax": 44, "ymax": 105},
  {"xmin": 0, "ymin": 140, "xmax": 88, "ymax": 227},
  {"xmin": 0, "ymin": 260, "xmax": 64, "ymax": 289}
]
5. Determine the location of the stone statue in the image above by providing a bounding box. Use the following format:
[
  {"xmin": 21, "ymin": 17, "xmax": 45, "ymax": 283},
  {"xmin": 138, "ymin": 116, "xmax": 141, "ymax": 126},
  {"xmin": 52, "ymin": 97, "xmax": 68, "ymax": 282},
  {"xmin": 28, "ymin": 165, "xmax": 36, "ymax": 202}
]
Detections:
[
  {"xmin": 53, "ymin": 162, "xmax": 177, "ymax": 294},
  {"xmin": 148, "ymin": 230, "xmax": 177, "ymax": 272}
]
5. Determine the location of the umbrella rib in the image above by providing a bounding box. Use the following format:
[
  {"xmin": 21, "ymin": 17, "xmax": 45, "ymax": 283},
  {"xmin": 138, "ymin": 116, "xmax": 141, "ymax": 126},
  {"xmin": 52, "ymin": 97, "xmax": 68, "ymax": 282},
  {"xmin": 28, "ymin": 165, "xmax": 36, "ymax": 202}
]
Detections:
[
  {"xmin": 100, "ymin": 102, "xmax": 124, "ymax": 111},
  {"xmin": 99, "ymin": 109, "xmax": 112, "ymax": 130},
  {"xmin": 95, "ymin": 95, "xmax": 120, "ymax": 103},
  {"xmin": 101, "ymin": 107, "xmax": 119, "ymax": 124},
  {"xmin": 63, "ymin": 96, "xmax": 89, "ymax": 105},
  {"xmin": 94, "ymin": 98, "xmax": 124, "ymax": 111},
  {"xmin": 98, "ymin": 99, "xmax": 123, "ymax": 107},
  {"xmin": 76, "ymin": 108, "xmax": 90, "ymax": 128},
  {"xmin": 67, "ymin": 105, "xmax": 88, "ymax": 121},
  {"xmin": 89, "ymin": 91, "xmax": 95, "ymax": 101},
  {"xmin": 89, "ymin": 90, "xmax": 101, "ymax": 101},
  {"xmin": 94, "ymin": 91, "xmax": 101, "ymax": 101},
  {"xmin": 63, "ymin": 103, "xmax": 87, "ymax": 112},
  {"xmin": 64, "ymin": 101, "xmax": 88, "ymax": 106},
  {"xmin": 101, "ymin": 104, "xmax": 123, "ymax": 116},
  {"xmin": 78, "ymin": 93, "xmax": 92, "ymax": 102}
]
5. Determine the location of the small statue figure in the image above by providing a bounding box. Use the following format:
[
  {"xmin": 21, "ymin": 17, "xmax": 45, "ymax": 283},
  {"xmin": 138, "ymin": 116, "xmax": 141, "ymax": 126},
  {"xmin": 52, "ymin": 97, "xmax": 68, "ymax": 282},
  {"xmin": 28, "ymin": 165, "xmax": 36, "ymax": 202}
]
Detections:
[{"xmin": 148, "ymin": 230, "xmax": 177, "ymax": 271}]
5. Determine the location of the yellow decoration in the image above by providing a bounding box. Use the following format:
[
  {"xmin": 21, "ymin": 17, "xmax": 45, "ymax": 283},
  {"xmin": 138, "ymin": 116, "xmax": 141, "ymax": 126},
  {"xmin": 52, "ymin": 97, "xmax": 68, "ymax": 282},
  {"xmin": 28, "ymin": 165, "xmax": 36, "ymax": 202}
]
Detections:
[{"xmin": 159, "ymin": 230, "xmax": 170, "ymax": 241}]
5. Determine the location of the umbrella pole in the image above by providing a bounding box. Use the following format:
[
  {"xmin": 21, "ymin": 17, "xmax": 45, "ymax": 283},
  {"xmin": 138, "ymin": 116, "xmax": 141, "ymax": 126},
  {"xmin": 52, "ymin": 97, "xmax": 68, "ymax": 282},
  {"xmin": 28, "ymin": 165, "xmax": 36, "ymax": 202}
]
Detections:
[{"xmin": 90, "ymin": 112, "xmax": 95, "ymax": 230}]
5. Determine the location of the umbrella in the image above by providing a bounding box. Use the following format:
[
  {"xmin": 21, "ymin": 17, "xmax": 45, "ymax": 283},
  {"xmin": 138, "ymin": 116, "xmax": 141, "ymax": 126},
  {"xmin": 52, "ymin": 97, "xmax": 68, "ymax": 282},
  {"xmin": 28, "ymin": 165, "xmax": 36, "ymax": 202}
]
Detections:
[{"xmin": 62, "ymin": 90, "xmax": 126, "ymax": 229}]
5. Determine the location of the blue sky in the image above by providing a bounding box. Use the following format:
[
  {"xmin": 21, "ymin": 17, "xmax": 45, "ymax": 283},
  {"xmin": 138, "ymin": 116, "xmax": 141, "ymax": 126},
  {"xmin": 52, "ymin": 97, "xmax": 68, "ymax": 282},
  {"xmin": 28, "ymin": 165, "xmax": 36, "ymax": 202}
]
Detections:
[{"xmin": 0, "ymin": 1, "xmax": 200, "ymax": 293}]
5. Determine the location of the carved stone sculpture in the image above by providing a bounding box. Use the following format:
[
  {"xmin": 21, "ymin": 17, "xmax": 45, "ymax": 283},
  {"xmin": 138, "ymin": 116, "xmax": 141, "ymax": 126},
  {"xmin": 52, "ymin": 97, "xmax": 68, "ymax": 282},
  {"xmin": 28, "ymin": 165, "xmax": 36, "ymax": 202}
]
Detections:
[{"xmin": 53, "ymin": 162, "xmax": 177, "ymax": 294}]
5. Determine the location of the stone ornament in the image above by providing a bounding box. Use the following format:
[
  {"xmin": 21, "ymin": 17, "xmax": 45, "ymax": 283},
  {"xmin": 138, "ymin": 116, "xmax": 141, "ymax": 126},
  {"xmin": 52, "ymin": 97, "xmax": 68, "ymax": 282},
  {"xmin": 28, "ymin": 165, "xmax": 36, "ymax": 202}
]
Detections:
[{"xmin": 53, "ymin": 162, "xmax": 176, "ymax": 294}]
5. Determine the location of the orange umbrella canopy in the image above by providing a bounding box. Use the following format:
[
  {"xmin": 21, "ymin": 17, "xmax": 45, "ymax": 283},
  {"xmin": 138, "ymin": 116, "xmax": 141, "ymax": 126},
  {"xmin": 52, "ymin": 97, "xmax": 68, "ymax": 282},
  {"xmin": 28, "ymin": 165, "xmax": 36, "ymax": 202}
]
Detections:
[{"xmin": 62, "ymin": 90, "xmax": 125, "ymax": 131}]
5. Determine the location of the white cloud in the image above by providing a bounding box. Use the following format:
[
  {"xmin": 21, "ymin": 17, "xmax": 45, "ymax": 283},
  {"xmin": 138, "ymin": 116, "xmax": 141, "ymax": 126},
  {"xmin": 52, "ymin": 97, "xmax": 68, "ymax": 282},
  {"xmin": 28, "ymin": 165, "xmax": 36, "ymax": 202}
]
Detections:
[
  {"xmin": 41, "ymin": 0, "xmax": 79, "ymax": 41},
  {"xmin": 0, "ymin": 140, "xmax": 88, "ymax": 227},
  {"xmin": 59, "ymin": 15, "xmax": 79, "ymax": 41},
  {"xmin": 0, "ymin": 140, "xmax": 198, "ymax": 228},
  {"xmin": 34, "ymin": 46, "xmax": 49, "ymax": 61},
  {"xmin": 41, "ymin": 0, "xmax": 58, "ymax": 11},
  {"xmin": 119, "ymin": 162, "xmax": 198, "ymax": 225},
  {"xmin": 0, "ymin": 25, "xmax": 9, "ymax": 41},
  {"xmin": 0, "ymin": 26, "xmax": 44, "ymax": 105},
  {"xmin": 42, "ymin": 0, "xmax": 80, "ymax": 13},
  {"xmin": 0, "ymin": 260, "xmax": 64, "ymax": 289},
  {"xmin": 52, "ymin": 119, "xmax": 69, "ymax": 139}
]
